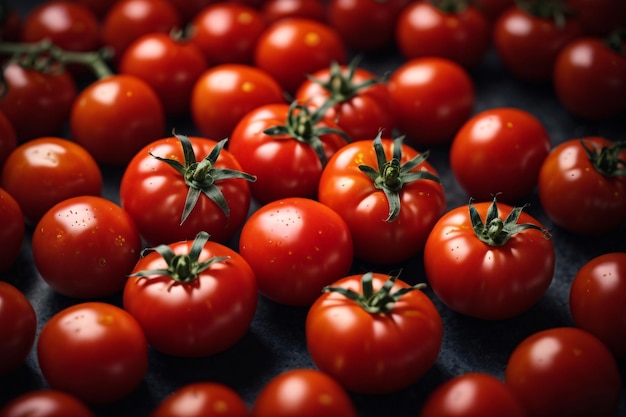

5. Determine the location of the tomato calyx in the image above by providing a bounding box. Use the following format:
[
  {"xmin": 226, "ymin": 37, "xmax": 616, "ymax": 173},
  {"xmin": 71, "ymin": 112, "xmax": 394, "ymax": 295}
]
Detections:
[
  {"xmin": 428, "ymin": 0, "xmax": 469, "ymax": 14},
  {"xmin": 131, "ymin": 231, "xmax": 229, "ymax": 288},
  {"xmin": 515, "ymin": 0, "xmax": 573, "ymax": 27},
  {"xmin": 582, "ymin": 139, "xmax": 626, "ymax": 177},
  {"xmin": 604, "ymin": 30, "xmax": 626, "ymax": 56},
  {"xmin": 470, "ymin": 196, "xmax": 551, "ymax": 246},
  {"xmin": 150, "ymin": 132, "xmax": 256, "ymax": 225},
  {"xmin": 359, "ymin": 132, "xmax": 440, "ymax": 222}
]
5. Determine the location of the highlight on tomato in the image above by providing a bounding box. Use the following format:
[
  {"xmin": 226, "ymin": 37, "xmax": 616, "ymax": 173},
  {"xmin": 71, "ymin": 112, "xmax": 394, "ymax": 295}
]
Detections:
[
  {"xmin": 0, "ymin": 188, "xmax": 24, "ymax": 273},
  {"xmin": 150, "ymin": 382, "xmax": 249, "ymax": 417},
  {"xmin": 0, "ymin": 389, "xmax": 96, "ymax": 417},
  {"xmin": 0, "ymin": 281, "xmax": 36, "ymax": 376},
  {"xmin": 305, "ymin": 271, "xmax": 443, "ymax": 394}
]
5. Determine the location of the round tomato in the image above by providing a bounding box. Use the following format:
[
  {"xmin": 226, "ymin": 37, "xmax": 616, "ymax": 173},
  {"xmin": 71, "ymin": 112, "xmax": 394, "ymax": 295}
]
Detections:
[
  {"xmin": 2, "ymin": 137, "xmax": 102, "ymax": 225},
  {"xmin": 0, "ymin": 281, "xmax": 36, "ymax": 375},
  {"xmin": 151, "ymin": 382, "xmax": 249, "ymax": 417},
  {"xmin": 569, "ymin": 252, "xmax": 626, "ymax": 358},
  {"xmin": 424, "ymin": 197, "xmax": 555, "ymax": 320},
  {"xmin": 505, "ymin": 327, "xmax": 622, "ymax": 417},
  {"xmin": 565, "ymin": 0, "xmax": 626, "ymax": 36},
  {"xmin": 0, "ymin": 188, "xmax": 24, "ymax": 273},
  {"xmin": 306, "ymin": 272, "xmax": 443, "ymax": 394},
  {"xmin": 450, "ymin": 107, "xmax": 551, "ymax": 203},
  {"xmin": 538, "ymin": 137, "xmax": 626, "ymax": 235},
  {"xmin": 387, "ymin": 57, "xmax": 475, "ymax": 146},
  {"xmin": 239, "ymin": 197, "xmax": 353, "ymax": 306},
  {"xmin": 318, "ymin": 134, "xmax": 446, "ymax": 265},
  {"xmin": 474, "ymin": 0, "xmax": 514, "ymax": 21},
  {"xmin": 0, "ymin": 389, "xmax": 95, "ymax": 417},
  {"xmin": 252, "ymin": 368, "xmax": 357, "ymax": 417},
  {"xmin": 32, "ymin": 195, "xmax": 142, "ymax": 298},
  {"xmin": 120, "ymin": 133, "xmax": 255, "ymax": 246},
  {"xmin": 37, "ymin": 302, "xmax": 148, "ymax": 404},
  {"xmin": 261, "ymin": 0, "xmax": 326, "ymax": 24},
  {"xmin": 0, "ymin": 111, "xmax": 17, "ymax": 170}
]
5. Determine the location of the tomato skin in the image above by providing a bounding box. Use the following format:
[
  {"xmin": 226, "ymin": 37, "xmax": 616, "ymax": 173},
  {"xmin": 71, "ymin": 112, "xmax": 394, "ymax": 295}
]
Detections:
[
  {"xmin": 538, "ymin": 137, "xmax": 626, "ymax": 235},
  {"xmin": 450, "ymin": 108, "xmax": 551, "ymax": 203},
  {"xmin": 505, "ymin": 327, "xmax": 622, "ymax": 417},
  {"xmin": 0, "ymin": 188, "xmax": 24, "ymax": 273},
  {"xmin": 239, "ymin": 198, "xmax": 353, "ymax": 306},
  {"xmin": 37, "ymin": 302, "xmax": 148, "ymax": 405},
  {"xmin": 474, "ymin": 0, "xmax": 514, "ymax": 21},
  {"xmin": 261, "ymin": 0, "xmax": 326, "ymax": 24},
  {"xmin": 565, "ymin": 0, "xmax": 626, "ymax": 36},
  {"xmin": 305, "ymin": 273, "xmax": 443, "ymax": 394},
  {"xmin": 569, "ymin": 252, "xmax": 626, "ymax": 358},
  {"xmin": 2, "ymin": 137, "xmax": 102, "ymax": 225},
  {"xmin": 151, "ymin": 382, "xmax": 249, "ymax": 417},
  {"xmin": 387, "ymin": 57, "xmax": 474, "ymax": 146},
  {"xmin": 0, "ymin": 281, "xmax": 36, "ymax": 375},
  {"xmin": 0, "ymin": 111, "xmax": 18, "ymax": 170},
  {"xmin": 0, "ymin": 389, "xmax": 95, "ymax": 417},
  {"xmin": 553, "ymin": 37, "xmax": 626, "ymax": 120}
]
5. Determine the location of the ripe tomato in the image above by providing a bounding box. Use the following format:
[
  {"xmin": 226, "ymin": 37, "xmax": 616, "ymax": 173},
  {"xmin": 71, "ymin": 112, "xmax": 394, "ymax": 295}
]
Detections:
[
  {"xmin": 253, "ymin": 17, "xmax": 347, "ymax": 93},
  {"xmin": 553, "ymin": 36, "xmax": 626, "ymax": 120},
  {"xmin": 239, "ymin": 197, "xmax": 353, "ymax": 306},
  {"xmin": 395, "ymin": 1, "xmax": 490, "ymax": 68},
  {"xmin": 565, "ymin": 0, "xmax": 626, "ymax": 36},
  {"xmin": 318, "ymin": 134, "xmax": 446, "ymax": 265},
  {"xmin": 151, "ymin": 382, "xmax": 249, "ymax": 417},
  {"xmin": 569, "ymin": 252, "xmax": 626, "ymax": 358},
  {"xmin": 474, "ymin": 0, "xmax": 514, "ymax": 21},
  {"xmin": 120, "ymin": 133, "xmax": 254, "ymax": 246},
  {"xmin": 306, "ymin": 272, "xmax": 443, "ymax": 394},
  {"xmin": 419, "ymin": 373, "xmax": 527, "ymax": 417},
  {"xmin": 37, "ymin": 302, "xmax": 148, "ymax": 404},
  {"xmin": 191, "ymin": 63, "xmax": 286, "ymax": 140},
  {"xmin": 0, "ymin": 389, "xmax": 95, "ymax": 417},
  {"xmin": 505, "ymin": 327, "xmax": 622, "ymax": 417},
  {"xmin": 450, "ymin": 107, "xmax": 551, "ymax": 203},
  {"xmin": 32, "ymin": 195, "xmax": 142, "ymax": 298},
  {"xmin": 0, "ymin": 188, "xmax": 24, "ymax": 273},
  {"xmin": 0, "ymin": 281, "xmax": 36, "ymax": 375},
  {"xmin": 261, "ymin": 0, "xmax": 326, "ymax": 24},
  {"xmin": 228, "ymin": 101, "xmax": 349, "ymax": 204},
  {"xmin": 0, "ymin": 111, "xmax": 17, "ymax": 170},
  {"xmin": 387, "ymin": 57, "xmax": 474, "ymax": 146},
  {"xmin": 538, "ymin": 137, "xmax": 626, "ymax": 235},
  {"xmin": 2, "ymin": 137, "xmax": 102, "ymax": 225},
  {"xmin": 70, "ymin": 74, "xmax": 165, "ymax": 166},
  {"xmin": 424, "ymin": 197, "xmax": 555, "ymax": 320}
]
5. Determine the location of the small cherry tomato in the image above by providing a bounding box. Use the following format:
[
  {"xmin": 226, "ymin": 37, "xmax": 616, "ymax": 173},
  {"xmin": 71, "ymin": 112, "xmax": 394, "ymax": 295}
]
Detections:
[
  {"xmin": 0, "ymin": 111, "xmax": 18, "ymax": 170},
  {"xmin": 261, "ymin": 0, "xmax": 326, "ymax": 24},
  {"xmin": 151, "ymin": 382, "xmax": 249, "ymax": 417},
  {"xmin": 0, "ymin": 281, "xmax": 36, "ymax": 375},
  {"xmin": 0, "ymin": 188, "xmax": 24, "ymax": 273},
  {"xmin": 0, "ymin": 389, "xmax": 95, "ymax": 417}
]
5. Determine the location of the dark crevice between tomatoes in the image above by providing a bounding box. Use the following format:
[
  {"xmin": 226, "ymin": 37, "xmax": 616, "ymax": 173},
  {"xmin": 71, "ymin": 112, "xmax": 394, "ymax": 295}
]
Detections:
[
  {"xmin": 427, "ymin": 0, "xmax": 470, "ymax": 14},
  {"xmin": 604, "ymin": 29, "xmax": 626, "ymax": 56},
  {"xmin": 581, "ymin": 139, "xmax": 626, "ymax": 177},
  {"xmin": 515, "ymin": 0, "xmax": 574, "ymax": 28}
]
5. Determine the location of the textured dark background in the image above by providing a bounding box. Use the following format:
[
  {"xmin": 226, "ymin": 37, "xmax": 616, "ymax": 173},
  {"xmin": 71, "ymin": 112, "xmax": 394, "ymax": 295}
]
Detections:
[{"xmin": 2, "ymin": 1, "xmax": 625, "ymax": 416}]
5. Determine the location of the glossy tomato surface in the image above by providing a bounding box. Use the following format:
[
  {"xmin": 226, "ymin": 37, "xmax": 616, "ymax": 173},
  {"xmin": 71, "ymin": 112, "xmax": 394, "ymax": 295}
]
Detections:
[
  {"xmin": 0, "ymin": 389, "xmax": 95, "ymax": 417},
  {"xmin": 151, "ymin": 382, "xmax": 249, "ymax": 417},
  {"xmin": 0, "ymin": 281, "xmax": 36, "ymax": 375},
  {"xmin": 0, "ymin": 188, "xmax": 24, "ymax": 273}
]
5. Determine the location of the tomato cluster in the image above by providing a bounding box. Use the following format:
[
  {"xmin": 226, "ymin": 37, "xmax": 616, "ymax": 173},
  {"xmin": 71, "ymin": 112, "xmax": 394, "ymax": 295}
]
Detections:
[{"xmin": 0, "ymin": 0, "xmax": 625, "ymax": 417}]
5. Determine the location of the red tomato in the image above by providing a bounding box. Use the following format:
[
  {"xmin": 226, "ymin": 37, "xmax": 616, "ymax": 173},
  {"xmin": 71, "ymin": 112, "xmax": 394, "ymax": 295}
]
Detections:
[
  {"xmin": 239, "ymin": 197, "xmax": 353, "ymax": 306},
  {"xmin": 253, "ymin": 17, "xmax": 348, "ymax": 93},
  {"xmin": 396, "ymin": 1, "xmax": 490, "ymax": 68},
  {"xmin": 419, "ymin": 373, "xmax": 527, "ymax": 417},
  {"xmin": 474, "ymin": 0, "xmax": 514, "ymax": 21},
  {"xmin": 0, "ymin": 389, "xmax": 95, "ymax": 417},
  {"xmin": 191, "ymin": 63, "xmax": 286, "ymax": 140},
  {"xmin": 151, "ymin": 382, "xmax": 249, "ymax": 417},
  {"xmin": 71, "ymin": 0, "xmax": 116, "ymax": 16},
  {"xmin": 553, "ymin": 36, "xmax": 626, "ymax": 120},
  {"xmin": 32, "ymin": 195, "xmax": 142, "ymax": 298},
  {"xmin": 70, "ymin": 74, "xmax": 165, "ymax": 166},
  {"xmin": 0, "ymin": 111, "xmax": 17, "ymax": 170},
  {"xmin": 424, "ymin": 197, "xmax": 555, "ymax": 319},
  {"xmin": 569, "ymin": 252, "xmax": 626, "ymax": 358},
  {"xmin": 0, "ymin": 6, "xmax": 22, "ymax": 42},
  {"xmin": 538, "ymin": 137, "xmax": 626, "ymax": 235},
  {"xmin": 0, "ymin": 188, "xmax": 24, "ymax": 273},
  {"xmin": 120, "ymin": 133, "xmax": 254, "ymax": 246},
  {"xmin": 565, "ymin": 0, "xmax": 626, "ymax": 36},
  {"xmin": 37, "ymin": 302, "xmax": 148, "ymax": 404},
  {"xmin": 2, "ymin": 137, "xmax": 102, "ymax": 225},
  {"xmin": 228, "ymin": 101, "xmax": 349, "ymax": 204},
  {"xmin": 306, "ymin": 272, "xmax": 443, "ymax": 394},
  {"xmin": 318, "ymin": 134, "xmax": 446, "ymax": 265},
  {"xmin": 261, "ymin": 0, "xmax": 326, "ymax": 24},
  {"xmin": 387, "ymin": 57, "xmax": 474, "ymax": 146},
  {"xmin": 505, "ymin": 327, "xmax": 622, "ymax": 417},
  {"xmin": 0, "ymin": 281, "xmax": 36, "ymax": 375},
  {"xmin": 450, "ymin": 108, "xmax": 551, "ymax": 203}
]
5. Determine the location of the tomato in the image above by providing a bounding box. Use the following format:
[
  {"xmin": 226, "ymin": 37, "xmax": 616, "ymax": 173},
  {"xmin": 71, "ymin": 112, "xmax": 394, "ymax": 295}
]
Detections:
[
  {"xmin": 253, "ymin": 17, "xmax": 348, "ymax": 94},
  {"xmin": 0, "ymin": 111, "xmax": 17, "ymax": 171},
  {"xmin": 450, "ymin": 108, "xmax": 551, "ymax": 203},
  {"xmin": 395, "ymin": 1, "xmax": 490, "ymax": 68},
  {"xmin": 70, "ymin": 74, "xmax": 165, "ymax": 166},
  {"xmin": 306, "ymin": 272, "xmax": 443, "ymax": 394},
  {"xmin": 553, "ymin": 36, "xmax": 626, "ymax": 120},
  {"xmin": 120, "ymin": 133, "xmax": 254, "ymax": 246},
  {"xmin": 261, "ymin": 0, "xmax": 326, "ymax": 24},
  {"xmin": 387, "ymin": 57, "xmax": 474, "ymax": 146},
  {"xmin": 424, "ymin": 197, "xmax": 555, "ymax": 320},
  {"xmin": 474, "ymin": 0, "xmax": 514, "ymax": 21},
  {"xmin": 538, "ymin": 137, "xmax": 626, "ymax": 235},
  {"xmin": 0, "ymin": 389, "xmax": 95, "ymax": 417},
  {"xmin": 505, "ymin": 327, "xmax": 622, "ymax": 417},
  {"xmin": 32, "ymin": 195, "xmax": 142, "ymax": 298},
  {"xmin": 0, "ymin": 281, "xmax": 36, "ymax": 375},
  {"xmin": 119, "ymin": 32, "xmax": 208, "ymax": 116},
  {"xmin": 419, "ymin": 372, "xmax": 527, "ymax": 417},
  {"xmin": 0, "ymin": 188, "xmax": 24, "ymax": 273},
  {"xmin": 72, "ymin": 0, "xmax": 116, "ymax": 16},
  {"xmin": 565, "ymin": 0, "xmax": 626, "ymax": 36},
  {"xmin": 2, "ymin": 137, "xmax": 102, "ymax": 225},
  {"xmin": 189, "ymin": 2, "xmax": 266, "ymax": 65},
  {"xmin": 239, "ymin": 197, "xmax": 353, "ymax": 306},
  {"xmin": 318, "ymin": 134, "xmax": 446, "ymax": 265},
  {"xmin": 151, "ymin": 382, "xmax": 249, "ymax": 417},
  {"xmin": 569, "ymin": 252, "xmax": 626, "ymax": 358},
  {"xmin": 37, "ymin": 302, "xmax": 148, "ymax": 404},
  {"xmin": 493, "ymin": 3, "xmax": 582, "ymax": 82},
  {"xmin": 190, "ymin": 63, "xmax": 286, "ymax": 140}
]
